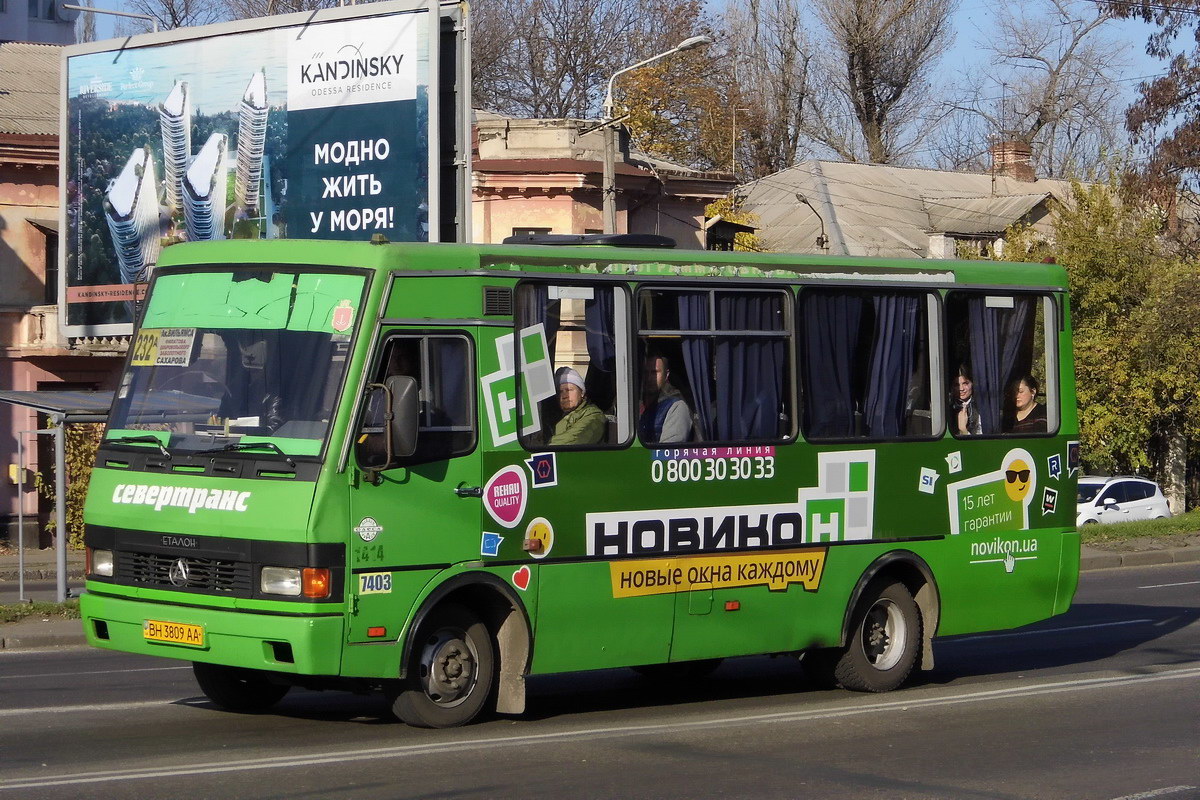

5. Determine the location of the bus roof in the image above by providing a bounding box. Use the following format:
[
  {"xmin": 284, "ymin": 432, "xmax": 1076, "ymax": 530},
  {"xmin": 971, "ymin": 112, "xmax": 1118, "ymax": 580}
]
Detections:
[{"xmin": 155, "ymin": 239, "xmax": 1069, "ymax": 290}]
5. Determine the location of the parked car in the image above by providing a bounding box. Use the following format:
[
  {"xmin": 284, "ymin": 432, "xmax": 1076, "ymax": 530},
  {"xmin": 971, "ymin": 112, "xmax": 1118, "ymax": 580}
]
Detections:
[{"xmin": 1076, "ymin": 476, "xmax": 1172, "ymax": 525}]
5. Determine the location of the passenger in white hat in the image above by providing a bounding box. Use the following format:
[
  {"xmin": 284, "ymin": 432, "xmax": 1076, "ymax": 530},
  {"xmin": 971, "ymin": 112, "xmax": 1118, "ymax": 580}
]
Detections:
[{"xmin": 549, "ymin": 366, "xmax": 606, "ymax": 445}]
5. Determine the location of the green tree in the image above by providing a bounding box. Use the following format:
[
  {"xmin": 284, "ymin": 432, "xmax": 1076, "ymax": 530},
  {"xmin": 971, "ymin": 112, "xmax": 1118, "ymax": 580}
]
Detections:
[
  {"xmin": 1004, "ymin": 178, "xmax": 1200, "ymax": 510},
  {"xmin": 704, "ymin": 195, "xmax": 766, "ymax": 251},
  {"xmin": 34, "ymin": 423, "xmax": 105, "ymax": 550}
]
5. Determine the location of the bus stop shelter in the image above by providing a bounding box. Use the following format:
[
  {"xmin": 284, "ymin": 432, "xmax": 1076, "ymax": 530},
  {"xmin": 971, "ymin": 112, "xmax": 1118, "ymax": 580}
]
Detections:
[{"xmin": 0, "ymin": 390, "xmax": 113, "ymax": 602}]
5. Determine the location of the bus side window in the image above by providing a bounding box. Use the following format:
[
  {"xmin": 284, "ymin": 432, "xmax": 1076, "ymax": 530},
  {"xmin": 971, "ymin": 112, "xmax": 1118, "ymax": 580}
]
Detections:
[
  {"xmin": 355, "ymin": 334, "xmax": 475, "ymax": 469},
  {"xmin": 799, "ymin": 288, "xmax": 935, "ymax": 441},
  {"xmin": 944, "ymin": 292, "xmax": 1057, "ymax": 437},
  {"xmin": 516, "ymin": 283, "xmax": 630, "ymax": 449},
  {"xmin": 638, "ymin": 287, "xmax": 791, "ymax": 444}
]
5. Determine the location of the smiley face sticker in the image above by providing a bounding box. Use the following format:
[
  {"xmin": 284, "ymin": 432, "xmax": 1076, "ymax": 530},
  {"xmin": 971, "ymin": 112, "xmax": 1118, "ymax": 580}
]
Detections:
[
  {"xmin": 1004, "ymin": 458, "xmax": 1032, "ymax": 503},
  {"xmin": 523, "ymin": 517, "xmax": 554, "ymax": 559},
  {"xmin": 946, "ymin": 448, "xmax": 1037, "ymax": 535}
]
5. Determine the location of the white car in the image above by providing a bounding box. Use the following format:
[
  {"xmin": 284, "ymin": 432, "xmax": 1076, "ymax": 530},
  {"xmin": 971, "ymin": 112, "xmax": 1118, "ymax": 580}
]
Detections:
[{"xmin": 1076, "ymin": 476, "xmax": 1172, "ymax": 525}]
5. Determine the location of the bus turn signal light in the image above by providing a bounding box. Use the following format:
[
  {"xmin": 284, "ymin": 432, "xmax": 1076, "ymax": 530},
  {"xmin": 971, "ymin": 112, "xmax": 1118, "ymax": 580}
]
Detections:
[
  {"xmin": 367, "ymin": 627, "xmax": 387, "ymax": 638},
  {"xmin": 724, "ymin": 600, "xmax": 740, "ymax": 611},
  {"xmin": 302, "ymin": 568, "xmax": 331, "ymax": 598}
]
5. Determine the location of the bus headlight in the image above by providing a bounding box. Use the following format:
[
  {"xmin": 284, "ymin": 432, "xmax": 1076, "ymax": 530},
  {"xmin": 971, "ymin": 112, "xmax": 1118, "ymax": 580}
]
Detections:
[
  {"xmin": 260, "ymin": 567, "xmax": 331, "ymax": 598},
  {"xmin": 91, "ymin": 548, "xmax": 114, "ymax": 577},
  {"xmin": 260, "ymin": 567, "xmax": 302, "ymax": 596}
]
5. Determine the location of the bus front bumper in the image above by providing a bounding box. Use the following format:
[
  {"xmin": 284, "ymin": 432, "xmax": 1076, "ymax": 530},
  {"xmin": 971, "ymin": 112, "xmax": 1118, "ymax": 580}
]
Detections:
[{"xmin": 81, "ymin": 592, "xmax": 345, "ymax": 675}]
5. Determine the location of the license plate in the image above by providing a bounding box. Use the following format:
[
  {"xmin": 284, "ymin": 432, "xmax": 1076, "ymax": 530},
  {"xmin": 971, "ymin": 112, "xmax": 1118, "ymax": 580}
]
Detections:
[{"xmin": 143, "ymin": 619, "xmax": 205, "ymax": 647}]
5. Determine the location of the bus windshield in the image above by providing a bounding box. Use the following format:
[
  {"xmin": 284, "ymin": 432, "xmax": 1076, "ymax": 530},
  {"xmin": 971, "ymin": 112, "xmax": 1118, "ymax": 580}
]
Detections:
[{"xmin": 106, "ymin": 268, "xmax": 367, "ymax": 458}]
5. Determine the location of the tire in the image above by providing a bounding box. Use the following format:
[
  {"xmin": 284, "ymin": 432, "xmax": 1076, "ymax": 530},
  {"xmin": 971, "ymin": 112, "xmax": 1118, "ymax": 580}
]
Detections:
[
  {"xmin": 390, "ymin": 603, "xmax": 495, "ymax": 728},
  {"xmin": 192, "ymin": 662, "xmax": 290, "ymax": 712},
  {"xmin": 1082, "ymin": 519, "xmax": 1098, "ymax": 525},
  {"xmin": 632, "ymin": 658, "xmax": 723, "ymax": 682},
  {"xmin": 808, "ymin": 581, "xmax": 921, "ymax": 693}
]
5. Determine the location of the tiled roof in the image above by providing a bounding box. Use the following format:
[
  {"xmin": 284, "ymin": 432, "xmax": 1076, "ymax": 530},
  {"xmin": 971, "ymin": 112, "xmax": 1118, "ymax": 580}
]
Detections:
[{"xmin": 0, "ymin": 42, "xmax": 61, "ymax": 137}]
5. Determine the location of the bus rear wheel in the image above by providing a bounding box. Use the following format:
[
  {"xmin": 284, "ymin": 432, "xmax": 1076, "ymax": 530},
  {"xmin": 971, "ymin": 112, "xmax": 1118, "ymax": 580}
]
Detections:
[
  {"xmin": 192, "ymin": 662, "xmax": 290, "ymax": 712},
  {"xmin": 390, "ymin": 603, "xmax": 495, "ymax": 728},
  {"xmin": 809, "ymin": 581, "xmax": 921, "ymax": 693}
]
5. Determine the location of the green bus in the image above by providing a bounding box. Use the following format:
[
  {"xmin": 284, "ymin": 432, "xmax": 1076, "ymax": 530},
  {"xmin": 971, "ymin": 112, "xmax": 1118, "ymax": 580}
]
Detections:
[{"xmin": 80, "ymin": 234, "xmax": 1080, "ymax": 727}]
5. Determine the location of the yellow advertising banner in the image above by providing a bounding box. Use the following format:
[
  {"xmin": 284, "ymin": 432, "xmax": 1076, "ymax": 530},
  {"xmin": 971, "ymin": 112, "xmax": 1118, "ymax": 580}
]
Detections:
[{"xmin": 610, "ymin": 548, "xmax": 828, "ymax": 598}]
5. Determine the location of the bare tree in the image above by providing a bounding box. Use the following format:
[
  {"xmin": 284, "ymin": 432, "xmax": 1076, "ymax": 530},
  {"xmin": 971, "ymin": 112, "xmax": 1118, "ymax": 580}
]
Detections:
[
  {"xmin": 471, "ymin": 0, "xmax": 709, "ymax": 119},
  {"xmin": 75, "ymin": 0, "xmax": 97, "ymax": 42},
  {"xmin": 942, "ymin": 0, "xmax": 1129, "ymax": 178},
  {"xmin": 123, "ymin": 0, "xmax": 227, "ymax": 29},
  {"xmin": 722, "ymin": 0, "xmax": 817, "ymax": 179},
  {"xmin": 811, "ymin": 0, "xmax": 956, "ymax": 163},
  {"xmin": 224, "ymin": 0, "xmax": 338, "ymax": 20}
]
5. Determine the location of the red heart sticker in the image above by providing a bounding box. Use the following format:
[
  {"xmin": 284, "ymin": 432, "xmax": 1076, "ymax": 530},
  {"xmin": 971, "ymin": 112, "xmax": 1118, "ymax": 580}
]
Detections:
[{"xmin": 512, "ymin": 565, "xmax": 531, "ymax": 591}]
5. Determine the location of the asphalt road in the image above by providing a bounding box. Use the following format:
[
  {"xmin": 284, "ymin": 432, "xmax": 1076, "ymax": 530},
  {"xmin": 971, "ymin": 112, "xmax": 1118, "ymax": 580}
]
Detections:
[
  {"xmin": 0, "ymin": 562, "xmax": 1197, "ymax": 800},
  {"xmin": 0, "ymin": 578, "xmax": 85, "ymax": 604}
]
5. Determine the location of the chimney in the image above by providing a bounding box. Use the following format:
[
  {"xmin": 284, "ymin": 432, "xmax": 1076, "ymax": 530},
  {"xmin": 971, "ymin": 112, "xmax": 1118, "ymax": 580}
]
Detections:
[{"xmin": 991, "ymin": 140, "xmax": 1036, "ymax": 182}]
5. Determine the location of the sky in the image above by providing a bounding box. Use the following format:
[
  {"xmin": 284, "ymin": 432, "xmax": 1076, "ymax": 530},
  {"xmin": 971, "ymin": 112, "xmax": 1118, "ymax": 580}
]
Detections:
[{"xmin": 84, "ymin": 0, "xmax": 1167, "ymax": 106}]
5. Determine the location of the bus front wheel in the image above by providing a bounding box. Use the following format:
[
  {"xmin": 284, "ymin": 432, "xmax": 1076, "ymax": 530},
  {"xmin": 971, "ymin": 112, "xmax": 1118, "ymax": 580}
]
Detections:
[
  {"xmin": 809, "ymin": 581, "xmax": 921, "ymax": 693},
  {"xmin": 390, "ymin": 603, "xmax": 495, "ymax": 728},
  {"xmin": 192, "ymin": 662, "xmax": 290, "ymax": 712}
]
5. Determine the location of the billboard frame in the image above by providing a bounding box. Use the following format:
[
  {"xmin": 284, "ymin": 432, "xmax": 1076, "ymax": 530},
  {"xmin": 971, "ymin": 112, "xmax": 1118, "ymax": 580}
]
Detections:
[{"xmin": 58, "ymin": 0, "xmax": 470, "ymax": 339}]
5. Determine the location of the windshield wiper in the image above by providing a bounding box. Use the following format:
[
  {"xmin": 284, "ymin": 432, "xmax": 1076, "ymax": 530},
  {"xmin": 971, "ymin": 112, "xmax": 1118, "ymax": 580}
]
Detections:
[
  {"xmin": 102, "ymin": 435, "xmax": 171, "ymax": 459},
  {"xmin": 197, "ymin": 441, "xmax": 295, "ymax": 467}
]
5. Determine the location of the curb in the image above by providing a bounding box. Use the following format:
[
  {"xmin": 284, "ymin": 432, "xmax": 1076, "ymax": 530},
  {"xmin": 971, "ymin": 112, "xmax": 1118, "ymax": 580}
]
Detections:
[
  {"xmin": 1080, "ymin": 547, "xmax": 1200, "ymax": 571},
  {"xmin": 0, "ymin": 568, "xmax": 86, "ymax": 582},
  {"xmin": 0, "ymin": 621, "xmax": 85, "ymax": 651}
]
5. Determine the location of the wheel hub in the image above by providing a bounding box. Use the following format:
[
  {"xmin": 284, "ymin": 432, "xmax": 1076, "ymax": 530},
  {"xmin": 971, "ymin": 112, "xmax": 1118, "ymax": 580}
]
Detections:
[
  {"xmin": 861, "ymin": 598, "xmax": 906, "ymax": 670},
  {"xmin": 422, "ymin": 632, "xmax": 476, "ymax": 705}
]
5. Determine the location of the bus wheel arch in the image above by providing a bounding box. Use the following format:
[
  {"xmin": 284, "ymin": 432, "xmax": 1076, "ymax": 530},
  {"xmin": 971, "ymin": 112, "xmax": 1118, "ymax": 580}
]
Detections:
[
  {"xmin": 807, "ymin": 550, "xmax": 940, "ymax": 691},
  {"xmin": 398, "ymin": 573, "xmax": 532, "ymax": 721},
  {"xmin": 843, "ymin": 551, "xmax": 940, "ymax": 673}
]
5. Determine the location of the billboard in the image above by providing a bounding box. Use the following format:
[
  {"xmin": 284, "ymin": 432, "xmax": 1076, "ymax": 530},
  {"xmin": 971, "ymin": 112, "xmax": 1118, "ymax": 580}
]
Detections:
[{"xmin": 60, "ymin": 0, "xmax": 467, "ymax": 337}]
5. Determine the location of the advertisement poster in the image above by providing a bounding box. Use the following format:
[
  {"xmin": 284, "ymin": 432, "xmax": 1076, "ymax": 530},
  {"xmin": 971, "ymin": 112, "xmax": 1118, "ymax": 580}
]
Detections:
[{"xmin": 63, "ymin": 6, "xmax": 431, "ymax": 335}]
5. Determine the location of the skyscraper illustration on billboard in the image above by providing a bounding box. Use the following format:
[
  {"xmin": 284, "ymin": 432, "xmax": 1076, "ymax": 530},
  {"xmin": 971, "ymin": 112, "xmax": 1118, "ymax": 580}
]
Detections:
[
  {"xmin": 103, "ymin": 147, "xmax": 162, "ymax": 284},
  {"xmin": 184, "ymin": 133, "xmax": 229, "ymax": 241},
  {"xmin": 159, "ymin": 80, "xmax": 191, "ymax": 213},
  {"xmin": 235, "ymin": 71, "xmax": 268, "ymax": 213}
]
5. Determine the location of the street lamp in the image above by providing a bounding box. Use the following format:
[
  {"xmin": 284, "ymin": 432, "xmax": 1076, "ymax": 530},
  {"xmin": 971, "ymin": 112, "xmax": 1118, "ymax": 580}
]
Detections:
[
  {"xmin": 795, "ymin": 193, "xmax": 830, "ymax": 254},
  {"xmin": 600, "ymin": 34, "xmax": 715, "ymax": 234}
]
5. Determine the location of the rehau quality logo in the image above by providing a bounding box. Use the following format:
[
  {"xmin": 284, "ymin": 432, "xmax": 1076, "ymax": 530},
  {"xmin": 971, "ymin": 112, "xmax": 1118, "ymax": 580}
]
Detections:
[{"xmin": 111, "ymin": 484, "xmax": 250, "ymax": 514}]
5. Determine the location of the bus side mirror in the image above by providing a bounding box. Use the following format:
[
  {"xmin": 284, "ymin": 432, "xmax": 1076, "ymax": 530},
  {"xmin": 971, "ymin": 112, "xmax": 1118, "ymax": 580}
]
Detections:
[
  {"xmin": 386, "ymin": 375, "xmax": 419, "ymax": 458},
  {"xmin": 358, "ymin": 377, "xmax": 419, "ymax": 479}
]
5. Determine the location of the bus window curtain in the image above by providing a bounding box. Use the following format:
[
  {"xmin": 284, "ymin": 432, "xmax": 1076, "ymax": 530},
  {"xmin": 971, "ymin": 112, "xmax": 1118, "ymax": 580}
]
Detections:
[
  {"xmin": 863, "ymin": 294, "xmax": 921, "ymax": 437},
  {"xmin": 716, "ymin": 293, "xmax": 785, "ymax": 439},
  {"xmin": 584, "ymin": 288, "xmax": 616, "ymax": 411},
  {"xmin": 967, "ymin": 295, "xmax": 1033, "ymax": 434},
  {"xmin": 520, "ymin": 285, "xmax": 561, "ymax": 363},
  {"xmin": 677, "ymin": 292, "xmax": 714, "ymax": 440},
  {"xmin": 801, "ymin": 292, "xmax": 863, "ymax": 438}
]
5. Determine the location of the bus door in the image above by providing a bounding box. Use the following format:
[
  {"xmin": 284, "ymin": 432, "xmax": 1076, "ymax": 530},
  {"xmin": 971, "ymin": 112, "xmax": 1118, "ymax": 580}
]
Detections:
[{"xmin": 347, "ymin": 330, "xmax": 480, "ymax": 644}]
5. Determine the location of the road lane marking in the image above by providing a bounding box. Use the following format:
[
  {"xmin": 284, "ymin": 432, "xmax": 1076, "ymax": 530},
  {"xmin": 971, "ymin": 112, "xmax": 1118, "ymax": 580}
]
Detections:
[
  {"xmin": 0, "ymin": 698, "xmax": 205, "ymax": 718},
  {"xmin": 1138, "ymin": 580, "xmax": 1200, "ymax": 589},
  {"xmin": 951, "ymin": 619, "xmax": 1153, "ymax": 642},
  {"xmin": 0, "ymin": 665, "xmax": 190, "ymax": 681},
  {"xmin": 2, "ymin": 665, "xmax": 1199, "ymax": 790},
  {"xmin": 1110, "ymin": 787, "xmax": 1199, "ymax": 800}
]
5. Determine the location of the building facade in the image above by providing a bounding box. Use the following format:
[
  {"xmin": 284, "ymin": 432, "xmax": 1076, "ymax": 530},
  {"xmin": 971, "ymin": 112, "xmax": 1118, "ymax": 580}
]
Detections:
[
  {"xmin": 0, "ymin": 0, "xmax": 77, "ymax": 45},
  {"xmin": 0, "ymin": 42, "xmax": 123, "ymax": 545},
  {"xmin": 472, "ymin": 114, "xmax": 736, "ymax": 248}
]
